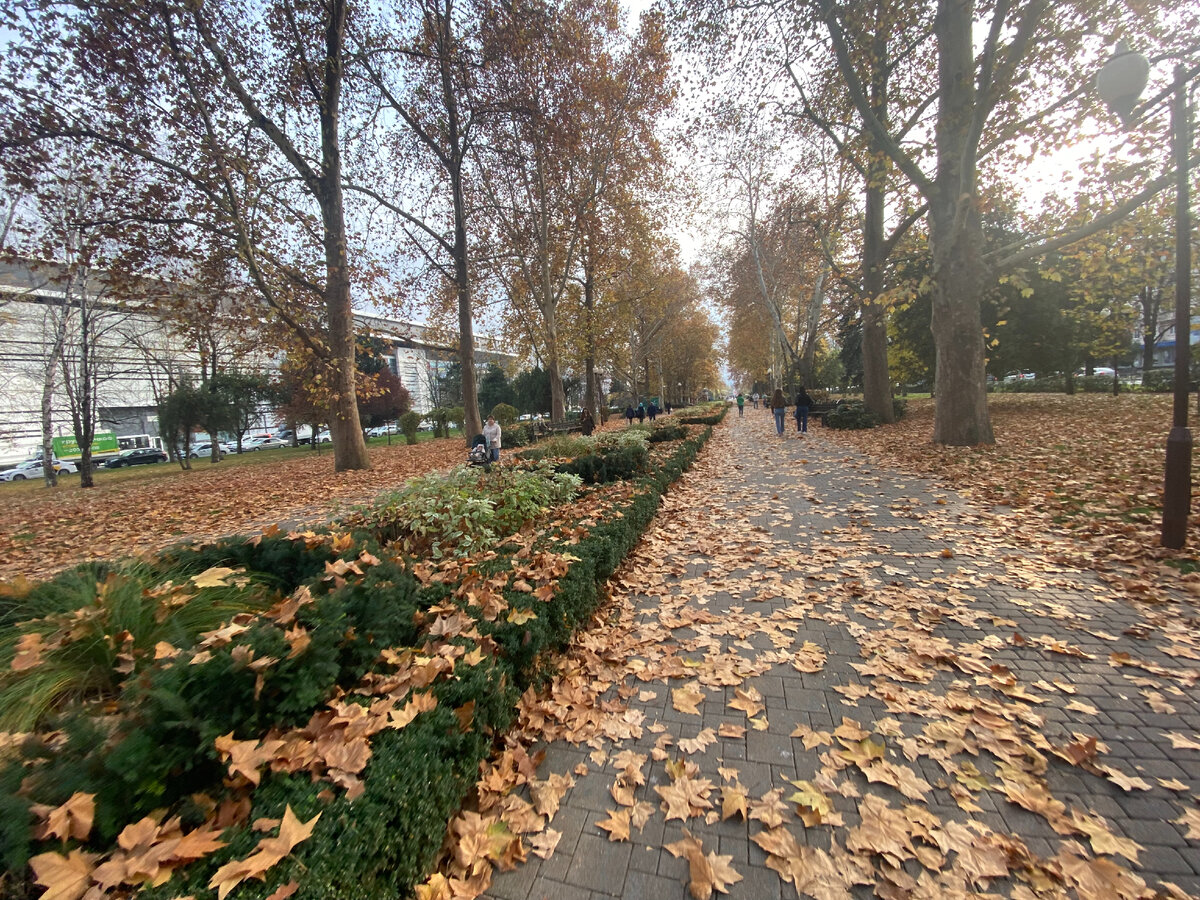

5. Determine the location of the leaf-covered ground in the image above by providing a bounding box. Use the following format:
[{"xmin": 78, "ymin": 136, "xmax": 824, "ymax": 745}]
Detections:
[
  {"xmin": 822, "ymin": 394, "xmax": 1200, "ymax": 581},
  {"xmin": 425, "ymin": 408, "xmax": 1200, "ymax": 900},
  {"xmin": 0, "ymin": 439, "xmax": 467, "ymax": 582}
]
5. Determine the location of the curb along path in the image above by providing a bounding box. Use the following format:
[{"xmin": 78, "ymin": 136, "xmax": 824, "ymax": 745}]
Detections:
[{"xmin": 483, "ymin": 411, "xmax": 1200, "ymax": 900}]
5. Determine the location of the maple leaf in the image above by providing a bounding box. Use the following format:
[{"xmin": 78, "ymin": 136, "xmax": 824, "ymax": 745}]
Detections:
[
  {"xmin": 39, "ymin": 792, "xmax": 95, "ymax": 843},
  {"xmin": 786, "ymin": 780, "xmax": 833, "ymax": 826},
  {"xmin": 672, "ymin": 685, "xmax": 705, "ymax": 715},
  {"xmin": 595, "ymin": 808, "xmax": 632, "ymax": 841},
  {"xmin": 1164, "ymin": 731, "xmax": 1200, "ymax": 750},
  {"xmin": 529, "ymin": 829, "xmax": 562, "ymax": 859},
  {"xmin": 720, "ymin": 783, "xmax": 748, "ymax": 821},
  {"xmin": 191, "ymin": 566, "xmax": 239, "ymax": 588},
  {"xmin": 727, "ymin": 686, "xmax": 764, "ymax": 717},
  {"xmin": 29, "ymin": 849, "xmax": 97, "ymax": 900},
  {"xmin": 208, "ymin": 806, "xmax": 320, "ymax": 900},
  {"xmin": 630, "ymin": 800, "xmax": 656, "ymax": 831},
  {"xmin": 214, "ymin": 733, "xmax": 285, "ymax": 786},
  {"xmin": 529, "ymin": 773, "xmax": 575, "ymax": 819},
  {"xmin": 665, "ymin": 828, "xmax": 742, "ymax": 900},
  {"xmin": 1176, "ymin": 807, "xmax": 1200, "ymax": 839},
  {"xmin": 655, "ymin": 776, "xmax": 714, "ymax": 821},
  {"xmin": 388, "ymin": 691, "xmax": 438, "ymax": 729},
  {"xmin": 678, "ymin": 727, "xmax": 717, "ymax": 755},
  {"xmin": 748, "ymin": 788, "xmax": 789, "ymax": 829},
  {"xmin": 414, "ymin": 872, "xmax": 453, "ymax": 900},
  {"xmin": 717, "ymin": 723, "xmax": 746, "ymax": 738}
]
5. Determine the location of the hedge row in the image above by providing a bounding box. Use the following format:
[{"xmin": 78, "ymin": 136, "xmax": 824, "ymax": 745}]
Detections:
[{"xmin": 2, "ymin": 419, "xmax": 719, "ymax": 900}]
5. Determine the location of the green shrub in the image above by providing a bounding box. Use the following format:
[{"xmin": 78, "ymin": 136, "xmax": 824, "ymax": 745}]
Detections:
[
  {"xmin": 648, "ymin": 423, "xmax": 687, "ymax": 442},
  {"xmin": 825, "ymin": 400, "xmax": 882, "ymax": 430},
  {"xmin": 342, "ymin": 464, "xmax": 580, "ymax": 559},
  {"xmin": 893, "ymin": 397, "xmax": 907, "ymax": 420},
  {"xmin": 491, "ymin": 403, "xmax": 518, "ymax": 427},
  {"xmin": 400, "ymin": 410, "xmax": 422, "ymax": 444}
]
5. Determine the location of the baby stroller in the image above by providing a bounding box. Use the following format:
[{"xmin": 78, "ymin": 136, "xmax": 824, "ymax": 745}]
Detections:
[{"xmin": 467, "ymin": 434, "xmax": 490, "ymax": 467}]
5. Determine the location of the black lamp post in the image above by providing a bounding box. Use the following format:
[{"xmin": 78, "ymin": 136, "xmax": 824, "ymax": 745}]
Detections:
[{"xmin": 1097, "ymin": 45, "xmax": 1193, "ymax": 549}]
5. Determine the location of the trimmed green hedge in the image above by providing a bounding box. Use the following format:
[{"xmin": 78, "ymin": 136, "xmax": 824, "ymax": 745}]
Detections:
[{"xmin": 2, "ymin": 419, "xmax": 718, "ymax": 900}]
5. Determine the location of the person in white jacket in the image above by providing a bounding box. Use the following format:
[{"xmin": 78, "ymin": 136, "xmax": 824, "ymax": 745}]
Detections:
[{"xmin": 482, "ymin": 416, "xmax": 502, "ymax": 463}]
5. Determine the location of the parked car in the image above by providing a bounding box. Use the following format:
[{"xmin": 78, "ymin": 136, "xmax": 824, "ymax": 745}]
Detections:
[
  {"xmin": 0, "ymin": 458, "xmax": 78, "ymax": 481},
  {"xmin": 188, "ymin": 441, "xmax": 230, "ymax": 458},
  {"xmin": 315, "ymin": 430, "xmax": 332, "ymax": 443},
  {"xmin": 103, "ymin": 448, "xmax": 168, "ymax": 468},
  {"xmin": 276, "ymin": 428, "xmax": 312, "ymax": 445},
  {"xmin": 367, "ymin": 424, "xmax": 398, "ymax": 437},
  {"xmin": 241, "ymin": 436, "xmax": 287, "ymax": 451},
  {"xmin": 1075, "ymin": 367, "xmax": 1116, "ymax": 377},
  {"xmin": 1002, "ymin": 371, "xmax": 1036, "ymax": 383}
]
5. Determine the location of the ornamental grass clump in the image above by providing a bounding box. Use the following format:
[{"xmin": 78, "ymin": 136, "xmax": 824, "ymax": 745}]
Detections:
[{"xmin": 344, "ymin": 463, "xmax": 580, "ymax": 559}]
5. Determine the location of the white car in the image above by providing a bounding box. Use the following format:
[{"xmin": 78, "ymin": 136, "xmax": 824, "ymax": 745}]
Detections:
[
  {"xmin": 315, "ymin": 430, "xmax": 332, "ymax": 443},
  {"xmin": 241, "ymin": 436, "xmax": 288, "ymax": 452},
  {"xmin": 1076, "ymin": 367, "xmax": 1116, "ymax": 377},
  {"xmin": 188, "ymin": 441, "xmax": 231, "ymax": 458},
  {"xmin": 1, "ymin": 458, "xmax": 78, "ymax": 481},
  {"xmin": 367, "ymin": 424, "xmax": 398, "ymax": 437}
]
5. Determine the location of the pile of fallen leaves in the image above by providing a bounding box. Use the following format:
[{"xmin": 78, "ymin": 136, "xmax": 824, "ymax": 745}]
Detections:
[
  {"xmin": 0, "ymin": 439, "xmax": 466, "ymax": 583},
  {"xmin": 823, "ymin": 394, "xmax": 1200, "ymax": 577}
]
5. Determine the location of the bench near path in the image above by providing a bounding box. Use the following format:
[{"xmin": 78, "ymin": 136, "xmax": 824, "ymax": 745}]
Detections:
[{"xmin": 483, "ymin": 411, "xmax": 1200, "ymax": 900}]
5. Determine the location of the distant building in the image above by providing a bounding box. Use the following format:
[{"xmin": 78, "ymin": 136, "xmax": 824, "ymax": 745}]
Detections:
[{"xmin": 0, "ymin": 259, "xmax": 510, "ymax": 464}]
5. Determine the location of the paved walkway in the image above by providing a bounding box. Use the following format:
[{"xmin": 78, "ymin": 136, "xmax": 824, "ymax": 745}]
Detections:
[{"xmin": 485, "ymin": 411, "xmax": 1200, "ymax": 899}]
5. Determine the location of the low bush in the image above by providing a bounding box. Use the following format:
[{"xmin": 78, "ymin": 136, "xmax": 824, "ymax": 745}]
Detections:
[
  {"xmin": 826, "ymin": 400, "xmax": 882, "ymax": 430},
  {"xmin": 400, "ymin": 410, "xmax": 423, "ymax": 444},
  {"xmin": 648, "ymin": 423, "xmax": 688, "ymax": 442},
  {"xmin": 491, "ymin": 403, "xmax": 518, "ymax": 427},
  {"xmin": 341, "ymin": 463, "xmax": 580, "ymax": 559}
]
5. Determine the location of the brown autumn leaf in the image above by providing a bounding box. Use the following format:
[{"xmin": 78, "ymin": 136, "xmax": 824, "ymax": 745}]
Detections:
[
  {"xmin": 528, "ymin": 829, "xmax": 561, "ymax": 859},
  {"xmin": 595, "ymin": 808, "xmax": 632, "ymax": 842},
  {"xmin": 672, "ymin": 685, "xmax": 705, "ymax": 715},
  {"xmin": 29, "ymin": 848, "xmax": 97, "ymax": 900},
  {"xmin": 207, "ymin": 806, "xmax": 320, "ymax": 900},
  {"xmin": 664, "ymin": 828, "xmax": 742, "ymax": 900},
  {"xmin": 39, "ymin": 792, "xmax": 95, "ymax": 842}
]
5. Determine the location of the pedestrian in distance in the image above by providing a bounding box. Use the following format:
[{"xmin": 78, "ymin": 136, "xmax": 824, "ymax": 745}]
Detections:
[
  {"xmin": 625, "ymin": 405, "xmax": 636, "ymax": 426},
  {"xmin": 751, "ymin": 391, "xmax": 760, "ymax": 409},
  {"xmin": 636, "ymin": 402, "xmax": 646, "ymax": 424},
  {"xmin": 736, "ymin": 393, "xmax": 745, "ymax": 416},
  {"xmin": 580, "ymin": 408, "xmax": 595, "ymax": 436},
  {"xmin": 648, "ymin": 402, "xmax": 657, "ymax": 422},
  {"xmin": 794, "ymin": 385, "xmax": 813, "ymax": 433},
  {"xmin": 771, "ymin": 388, "xmax": 786, "ymax": 435},
  {"xmin": 482, "ymin": 415, "xmax": 502, "ymax": 463}
]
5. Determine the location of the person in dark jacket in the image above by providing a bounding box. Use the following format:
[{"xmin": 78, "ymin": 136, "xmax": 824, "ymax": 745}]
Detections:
[
  {"xmin": 580, "ymin": 408, "xmax": 595, "ymax": 436},
  {"xmin": 636, "ymin": 402, "xmax": 646, "ymax": 423},
  {"xmin": 625, "ymin": 405, "xmax": 636, "ymax": 426},
  {"xmin": 771, "ymin": 388, "xmax": 786, "ymax": 435},
  {"xmin": 794, "ymin": 386, "xmax": 814, "ymax": 433},
  {"xmin": 647, "ymin": 402, "xmax": 657, "ymax": 422}
]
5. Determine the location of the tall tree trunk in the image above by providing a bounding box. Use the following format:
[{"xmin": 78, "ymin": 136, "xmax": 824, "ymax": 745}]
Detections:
[
  {"xmin": 442, "ymin": 1, "xmax": 481, "ymax": 444},
  {"xmin": 40, "ymin": 315, "xmax": 66, "ymax": 488},
  {"xmin": 583, "ymin": 259, "xmax": 598, "ymax": 420},
  {"xmin": 861, "ymin": 5, "xmax": 894, "ymax": 423},
  {"xmin": 930, "ymin": 0, "xmax": 993, "ymax": 445},
  {"xmin": 1141, "ymin": 285, "xmax": 1159, "ymax": 382},
  {"xmin": 861, "ymin": 175, "xmax": 894, "ymax": 422},
  {"xmin": 800, "ymin": 263, "xmax": 828, "ymax": 386},
  {"xmin": 320, "ymin": 0, "xmax": 369, "ymax": 471}
]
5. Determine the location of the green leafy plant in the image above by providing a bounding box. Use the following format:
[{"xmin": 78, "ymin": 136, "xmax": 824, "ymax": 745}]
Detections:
[
  {"xmin": 490, "ymin": 403, "xmax": 518, "ymax": 427},
  {"xmin": 400, "ymin": 410, "xmax": 423, "ymax": 444},
  {"xmin": 825, "ymin": 400, "xmax": 882, "ymax": 430}
]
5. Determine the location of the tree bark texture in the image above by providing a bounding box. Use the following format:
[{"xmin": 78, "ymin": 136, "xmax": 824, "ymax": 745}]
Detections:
[{"xmin": 929, "ymin": 0, "xmax": 993, "ymax": 445}]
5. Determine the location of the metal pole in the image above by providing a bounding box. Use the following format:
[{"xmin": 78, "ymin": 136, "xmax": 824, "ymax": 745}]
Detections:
[{"xmin": 1162, "ymin": 64, "xmax": 1193, "ymax": 549}]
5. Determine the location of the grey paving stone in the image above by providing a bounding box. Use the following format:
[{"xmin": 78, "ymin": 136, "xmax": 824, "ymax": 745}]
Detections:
[{"xmin": 563, "ymin": 834, "xmax": 633, "ymax": 894}]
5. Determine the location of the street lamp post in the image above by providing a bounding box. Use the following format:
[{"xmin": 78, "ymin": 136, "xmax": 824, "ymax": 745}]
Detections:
[{"xmin": 1097, "ymin": 47, "xmax": 1193, "ymax": 549}]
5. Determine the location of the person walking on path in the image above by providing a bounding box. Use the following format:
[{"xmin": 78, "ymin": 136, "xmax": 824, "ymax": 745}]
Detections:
[
  {"xmin": 624, "ymin": 404, "xmax": 635, "ymax": 426},
  {"xmin": 580, "ymin": 408, "xmax": 595, "ymax": 436},
  {"xmin": 482, "ymin": 415, "xmax": 502, "ymax": 463},
  {"xmin": 648, "ymin": 401, "xmax": 657, "ymax": 423},
  {"xmin": 751, "ymin": 391, "xmax": 759, "ymax": 409},
  {"xmin": 770, "ymin": 388, "xmax": 786, "ymax": 435},
  {"xmin": 636, "ymin": 402, "xmax": 646, "ymax": 424},
  {"xmin": 736, "ymin": 393, "xmax": 745, "ymax": 416},
  {"xmin": 794, "ymin": 386, "xmax": 813, "ymax": 433}
]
